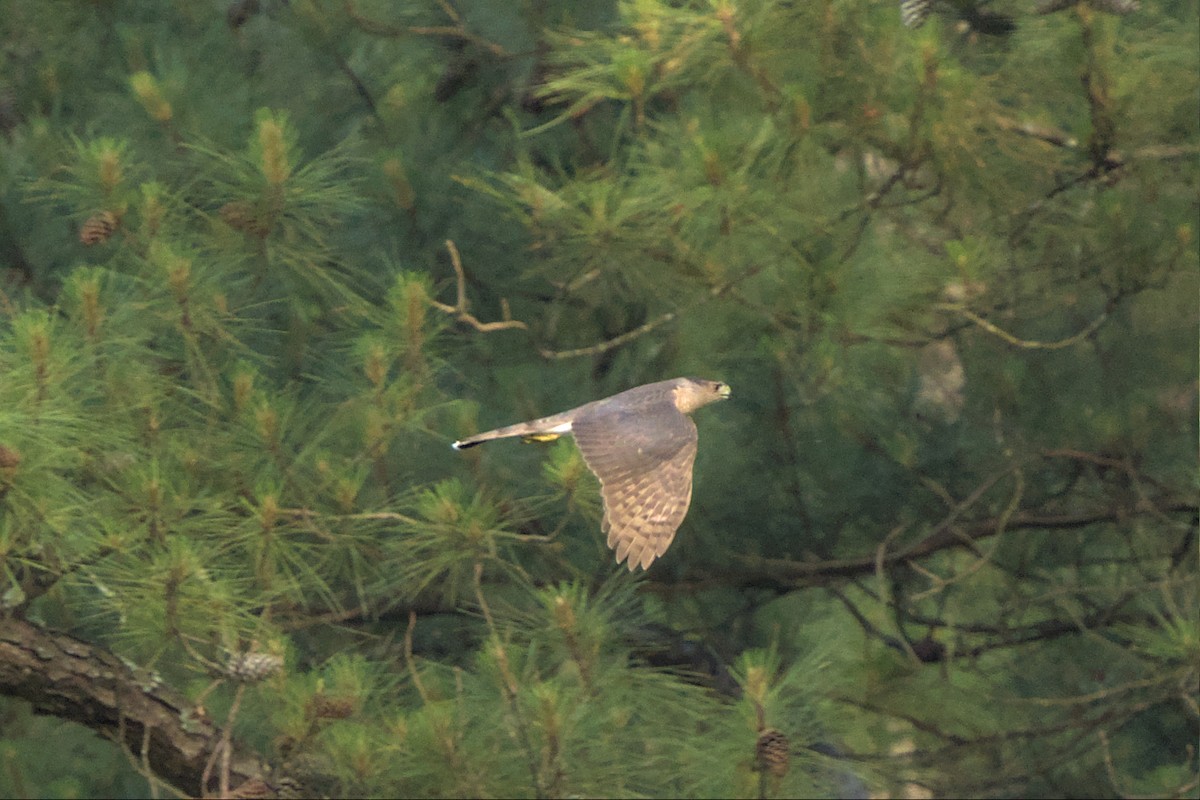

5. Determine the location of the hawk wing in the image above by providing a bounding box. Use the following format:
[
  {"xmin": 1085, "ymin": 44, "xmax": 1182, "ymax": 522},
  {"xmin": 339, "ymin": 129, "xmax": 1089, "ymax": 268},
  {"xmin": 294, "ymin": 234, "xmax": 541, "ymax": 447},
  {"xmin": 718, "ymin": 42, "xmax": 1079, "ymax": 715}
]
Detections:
[{"xmin": 571, "ymin": 401, "xmax": 698, "ymax": 570}]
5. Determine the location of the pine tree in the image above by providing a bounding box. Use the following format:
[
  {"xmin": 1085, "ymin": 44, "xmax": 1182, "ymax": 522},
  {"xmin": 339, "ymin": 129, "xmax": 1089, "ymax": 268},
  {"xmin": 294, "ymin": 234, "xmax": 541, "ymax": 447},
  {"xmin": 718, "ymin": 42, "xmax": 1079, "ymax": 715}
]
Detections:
[{"xmin": 0, "ymin": 0, "xmax": 1195, "ymax": 797}]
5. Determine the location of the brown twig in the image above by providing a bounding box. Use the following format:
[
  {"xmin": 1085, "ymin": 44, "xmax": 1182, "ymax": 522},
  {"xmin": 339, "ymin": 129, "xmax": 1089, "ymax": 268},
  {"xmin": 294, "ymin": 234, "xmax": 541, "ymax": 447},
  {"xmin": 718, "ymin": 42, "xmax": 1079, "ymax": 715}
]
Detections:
[
  {"xmin": 200, "ymin": 682, "xmax": 247, "ymax": 798},
  {"xmin": 430, "ymin": 240, "xmax": 529, "ymax": 333},
  {"xmin": 936, "ymin": 301, "xmax": 1112, "ymax": 350},
  {"xmin": 537, "ymin": 311, "xmax": 676, "ymax": 359}
]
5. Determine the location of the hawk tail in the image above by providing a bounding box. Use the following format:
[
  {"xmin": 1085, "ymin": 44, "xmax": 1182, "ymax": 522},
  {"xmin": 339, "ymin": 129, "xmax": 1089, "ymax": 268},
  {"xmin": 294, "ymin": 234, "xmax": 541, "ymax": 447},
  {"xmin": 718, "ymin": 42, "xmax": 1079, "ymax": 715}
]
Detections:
[{"xmin": 452, "ymin": 412, "xmax": 576, "ymax": 450}]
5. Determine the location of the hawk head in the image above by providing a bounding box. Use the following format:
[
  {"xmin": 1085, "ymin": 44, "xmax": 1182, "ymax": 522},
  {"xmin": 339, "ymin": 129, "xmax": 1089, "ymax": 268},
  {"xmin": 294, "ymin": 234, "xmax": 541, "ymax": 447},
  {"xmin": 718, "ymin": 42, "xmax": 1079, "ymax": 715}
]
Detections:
[{"xmin": 673, "ymin": 378, "xmax": 731, "ymax": 414}]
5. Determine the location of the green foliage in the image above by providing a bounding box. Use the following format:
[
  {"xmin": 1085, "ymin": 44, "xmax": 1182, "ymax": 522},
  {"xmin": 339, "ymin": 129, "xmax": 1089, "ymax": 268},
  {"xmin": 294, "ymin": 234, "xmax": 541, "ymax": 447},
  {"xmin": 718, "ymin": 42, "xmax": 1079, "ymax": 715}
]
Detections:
[
  {"xmin": 0, "ymin": 701, "xmax": 149, "ymax": 799},
  {"xmin": 0, "ymin": 0, "xmax": 1196, "ymax": 797}
]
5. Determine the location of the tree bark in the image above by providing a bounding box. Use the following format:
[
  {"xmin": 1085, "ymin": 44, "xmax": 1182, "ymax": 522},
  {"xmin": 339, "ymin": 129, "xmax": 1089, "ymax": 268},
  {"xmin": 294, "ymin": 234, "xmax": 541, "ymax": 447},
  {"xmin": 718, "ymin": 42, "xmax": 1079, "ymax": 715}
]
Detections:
[{"xmin": 0, "ymin": 616, "xmax": 271, "ymax": 798}]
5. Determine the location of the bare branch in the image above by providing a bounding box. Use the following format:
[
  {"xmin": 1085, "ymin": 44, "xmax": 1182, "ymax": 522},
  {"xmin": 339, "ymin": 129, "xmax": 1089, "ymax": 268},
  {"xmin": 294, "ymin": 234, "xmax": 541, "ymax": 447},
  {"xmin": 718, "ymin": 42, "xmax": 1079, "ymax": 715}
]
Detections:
[
  {"xmin": 643, "ymin": 496, "xmax": 1198, "ymax": 594},
  {"xmin": 938, "ymin": 302, "xmax": 1112, "ymax": 350},
  {"xmin": 431, "ymin": 240, "xmax": 529, "ymax": 333},
  {"xmin": 537, "ymin": 311, "xmax": 676, "ymax": 360}
]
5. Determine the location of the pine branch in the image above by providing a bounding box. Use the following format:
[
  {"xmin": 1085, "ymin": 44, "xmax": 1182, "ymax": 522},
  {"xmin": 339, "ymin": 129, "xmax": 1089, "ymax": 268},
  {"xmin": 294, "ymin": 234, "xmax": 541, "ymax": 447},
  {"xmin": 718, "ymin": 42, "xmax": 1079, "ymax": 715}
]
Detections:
[
  {"xmin": 0, "ymin": 617, "xmax": 284, "ymax": 798},
  {"xmin": 645, "ymin": 497, "xmax": 1198, "ymax": 594}
]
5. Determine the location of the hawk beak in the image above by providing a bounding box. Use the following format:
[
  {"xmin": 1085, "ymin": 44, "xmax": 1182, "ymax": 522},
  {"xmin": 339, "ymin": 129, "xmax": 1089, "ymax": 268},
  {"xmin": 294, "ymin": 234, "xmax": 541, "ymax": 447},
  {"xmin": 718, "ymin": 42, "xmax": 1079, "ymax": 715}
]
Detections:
[{"xmin": 717, "ymin": 383, "xmax": 731, "ymax": 399}]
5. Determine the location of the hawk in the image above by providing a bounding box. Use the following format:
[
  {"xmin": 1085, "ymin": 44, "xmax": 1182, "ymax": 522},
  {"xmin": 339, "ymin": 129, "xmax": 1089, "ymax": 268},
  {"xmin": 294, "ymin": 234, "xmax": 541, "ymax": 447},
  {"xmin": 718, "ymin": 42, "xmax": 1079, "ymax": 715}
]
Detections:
[{"xmin": 453, "ymin": 377, "xmax": 730, "ymax": 570}]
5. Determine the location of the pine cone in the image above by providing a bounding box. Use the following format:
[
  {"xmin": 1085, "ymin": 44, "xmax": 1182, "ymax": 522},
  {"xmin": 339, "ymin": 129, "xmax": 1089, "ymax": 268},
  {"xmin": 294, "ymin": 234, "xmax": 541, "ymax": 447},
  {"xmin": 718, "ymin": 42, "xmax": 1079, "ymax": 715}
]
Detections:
[
  {"xmin": 756, "ymin": 727, "xmax": 790, "ymax": 778},
  {"xmin": 307, "ymin": 692, "xmax": 356, "ymax": 720},
  {"xmin": 220, "ymin": 776, "xmax": 309, "ymax": 799},
  {"xmin": 0, "ymin": 444, "xmax": 20, "ymax": 470},
  {"xmin": 225, "ymin": 651, "xmax": 284, "ymax": 682},
  {"xmin": 79, "ymin": 211, "xmax": 118, "ymax": 246},
  {"xmin": 271, "ymin": 777, "xmax": 308, "ymax": 800},
  {"xmin": 220, "ymin": 200, "xmax": 270, "ymax": 237}
]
